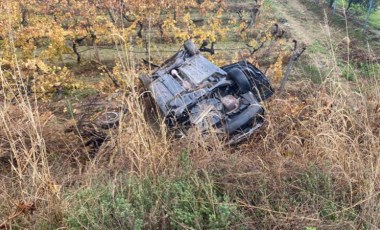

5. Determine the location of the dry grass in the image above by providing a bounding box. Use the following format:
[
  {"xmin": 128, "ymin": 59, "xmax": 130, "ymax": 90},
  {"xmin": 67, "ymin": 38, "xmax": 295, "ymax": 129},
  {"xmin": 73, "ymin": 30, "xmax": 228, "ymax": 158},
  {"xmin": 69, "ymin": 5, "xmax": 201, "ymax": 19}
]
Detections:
[
  {"xmin": 1, "ymin": 63, "xmax": 380, "ymax": 229},
  {"xmin": 0, "ymin": 66, "xmax": 62, "ymax": 228}
]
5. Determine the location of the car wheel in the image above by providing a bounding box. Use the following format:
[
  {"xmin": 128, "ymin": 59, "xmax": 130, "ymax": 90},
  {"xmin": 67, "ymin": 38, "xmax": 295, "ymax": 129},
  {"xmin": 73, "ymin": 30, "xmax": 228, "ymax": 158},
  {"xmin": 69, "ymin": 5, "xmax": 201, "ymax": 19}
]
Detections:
[
  {"xmin": 184, "ymin": 40, "xmax": 199, "ymax": 56},
  {"xmin": 98, "ymin": 111, "xmax": 120, "ymax": 129},
  {"xmin": 227, "ymin": 68, "xmax": 251, "ymax": 94}
]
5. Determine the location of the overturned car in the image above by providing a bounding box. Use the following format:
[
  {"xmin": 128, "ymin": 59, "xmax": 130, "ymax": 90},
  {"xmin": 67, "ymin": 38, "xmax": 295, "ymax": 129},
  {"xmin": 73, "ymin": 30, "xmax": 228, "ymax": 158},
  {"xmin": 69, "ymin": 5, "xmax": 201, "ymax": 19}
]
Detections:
[{"xmin": 140, "ymin": 40, "xmax": 274, "ymax": 145}]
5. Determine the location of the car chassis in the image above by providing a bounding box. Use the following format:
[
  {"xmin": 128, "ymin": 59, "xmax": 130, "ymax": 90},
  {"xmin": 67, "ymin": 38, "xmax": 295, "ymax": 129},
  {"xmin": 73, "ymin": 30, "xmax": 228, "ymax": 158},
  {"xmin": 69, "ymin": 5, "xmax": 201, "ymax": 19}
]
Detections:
[{"xmin": 140, "ymin": 40, "xmax": 274, "ymax": 145}]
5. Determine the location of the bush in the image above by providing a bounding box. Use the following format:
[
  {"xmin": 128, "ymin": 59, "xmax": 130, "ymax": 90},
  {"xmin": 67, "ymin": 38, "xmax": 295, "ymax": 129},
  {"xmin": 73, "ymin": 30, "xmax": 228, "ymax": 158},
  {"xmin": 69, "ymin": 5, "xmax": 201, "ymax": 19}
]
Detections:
[{"xmin": 63, "ymin": 173, "xmax": 247, "ymax": 229}]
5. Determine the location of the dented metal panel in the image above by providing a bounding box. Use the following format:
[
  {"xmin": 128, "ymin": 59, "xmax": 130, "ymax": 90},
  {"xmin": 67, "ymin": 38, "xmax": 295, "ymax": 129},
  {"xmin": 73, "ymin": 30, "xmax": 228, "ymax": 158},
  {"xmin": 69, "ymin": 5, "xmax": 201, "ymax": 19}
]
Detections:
[{"xmin": 178, "ymin": 55, "xmax": 226, "ymax": 85}]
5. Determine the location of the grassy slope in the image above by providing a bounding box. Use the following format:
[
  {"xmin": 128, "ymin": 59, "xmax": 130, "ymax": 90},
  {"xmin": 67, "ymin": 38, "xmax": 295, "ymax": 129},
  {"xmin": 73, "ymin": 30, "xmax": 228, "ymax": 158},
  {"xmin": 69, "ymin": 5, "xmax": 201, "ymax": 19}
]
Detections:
[{"xmin": 1, "ymin": 0, "xmax": 380, "ymax": 229}]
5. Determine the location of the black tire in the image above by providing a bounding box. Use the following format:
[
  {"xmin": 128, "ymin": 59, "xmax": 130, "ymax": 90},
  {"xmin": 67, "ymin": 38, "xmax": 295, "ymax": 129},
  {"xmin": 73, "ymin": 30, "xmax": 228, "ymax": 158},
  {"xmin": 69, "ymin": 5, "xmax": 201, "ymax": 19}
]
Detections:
[
  {"xmin": 184, "ymin": 40, "xmax": 199, "ymax": 56},
  {"xmin": 227, "ymin": 68, "xmax": 251, "ymax": 94}
]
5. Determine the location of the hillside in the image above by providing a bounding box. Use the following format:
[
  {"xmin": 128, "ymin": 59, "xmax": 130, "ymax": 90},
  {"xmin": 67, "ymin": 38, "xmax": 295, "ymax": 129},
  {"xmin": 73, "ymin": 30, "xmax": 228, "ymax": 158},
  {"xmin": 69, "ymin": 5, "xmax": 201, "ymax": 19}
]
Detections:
[{"xmin": 1, "ymin": 0, "xmax": 380, "ymax": 229}]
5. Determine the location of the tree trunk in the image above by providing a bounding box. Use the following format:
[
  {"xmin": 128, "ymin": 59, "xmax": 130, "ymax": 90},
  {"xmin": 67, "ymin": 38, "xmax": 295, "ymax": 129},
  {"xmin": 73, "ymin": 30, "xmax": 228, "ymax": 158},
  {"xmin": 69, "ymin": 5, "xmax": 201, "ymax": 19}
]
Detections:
[
  {"xmin": 73, "ymin": 42, "xmax": 80, "ymax": 63},
  {"xmin": 20, "ymin": 4, "xmax": 28, "ymax": 26},
  {"xmin": 72, "ymin": 36, "xmax": 86, "ymax": 64},
  {"xmin": 107, "ymin": 8, "xmax": 116, "ymax": 25},
  {"xmin": 279, "ymin": 41, "xmax": 306, "ymax": 93},
  {"xmin": 137, "ymin": 21, "xmax": 143, "ymax": 38},
  {"xmin": 279, "ymin": 57, "xmax": 295, "ymax": 93},
  {"xmin": 90, "ymin": 32, "xmax": 100, "ymax": 62}
]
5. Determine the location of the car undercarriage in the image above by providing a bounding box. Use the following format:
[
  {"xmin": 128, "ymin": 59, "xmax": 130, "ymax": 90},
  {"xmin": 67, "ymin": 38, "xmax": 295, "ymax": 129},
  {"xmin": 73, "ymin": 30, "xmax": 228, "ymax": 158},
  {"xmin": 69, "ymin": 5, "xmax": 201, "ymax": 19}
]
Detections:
[{"xmin": 140, "ymin": 40, "xmax": 274, "ymax": 145}]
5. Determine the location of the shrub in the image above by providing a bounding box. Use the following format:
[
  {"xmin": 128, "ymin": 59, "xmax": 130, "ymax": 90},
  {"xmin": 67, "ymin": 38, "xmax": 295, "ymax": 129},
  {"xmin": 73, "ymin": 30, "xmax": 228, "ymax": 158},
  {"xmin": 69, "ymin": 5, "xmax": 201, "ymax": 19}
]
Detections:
[{"xmin": 64, "ymin": 173, "xmax": 246, "ymax": 229}]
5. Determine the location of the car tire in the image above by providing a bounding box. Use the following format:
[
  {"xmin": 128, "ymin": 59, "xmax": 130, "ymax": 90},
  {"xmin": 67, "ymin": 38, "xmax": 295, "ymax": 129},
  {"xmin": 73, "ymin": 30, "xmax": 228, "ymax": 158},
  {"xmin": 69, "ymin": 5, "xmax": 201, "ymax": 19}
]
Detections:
[
  {"xmin": 184, "ymin": 40, "xmax": 199, "ymax": 56},
  {"xmin": 98, "ymin": 111, "xmax": 120, "ymax": 129},
  {"xmin": 227, "ymin": 68, "xmax": 251, "ymax": 94}
]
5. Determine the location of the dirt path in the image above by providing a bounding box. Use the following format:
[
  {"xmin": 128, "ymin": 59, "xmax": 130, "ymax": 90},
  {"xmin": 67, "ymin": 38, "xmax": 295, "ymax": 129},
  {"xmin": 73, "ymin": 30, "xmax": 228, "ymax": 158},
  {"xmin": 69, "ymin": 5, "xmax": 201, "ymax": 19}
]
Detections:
[
  {"xmin": 273, "ymin": 0, "xmax": 380, "ymax": 49},
  {"xmin": 273, "ymin": 0, "xmax": 330, "ymax": 46}
]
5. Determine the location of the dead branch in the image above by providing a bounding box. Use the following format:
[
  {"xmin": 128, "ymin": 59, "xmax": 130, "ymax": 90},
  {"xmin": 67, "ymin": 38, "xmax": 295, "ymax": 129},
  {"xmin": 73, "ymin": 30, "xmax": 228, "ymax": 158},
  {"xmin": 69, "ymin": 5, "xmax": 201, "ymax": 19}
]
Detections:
[
  {"xmin": 199, "ymin": 40, "xmax": 215, "ymax": 55},
  {"xmin": 246, "ymin": 42, "xmax": 264, "ymax": 55},
  {"xmin": 142, "ymin": 58, "xmax": 160, "ymax": 68},
  {"xmin": 237, "ymin": 9, "xmax": 243, "ymax": 21},
  {"xmin": 279, "ymin": 40, "xmax": 306, "ymax": 93},
  {"xmin": 92, "ymin": 60, "xmax": 120, "ymax": 88},
  {"xmin": 0, "ymin": 202, "xmax": 35, "ymax": 229}
]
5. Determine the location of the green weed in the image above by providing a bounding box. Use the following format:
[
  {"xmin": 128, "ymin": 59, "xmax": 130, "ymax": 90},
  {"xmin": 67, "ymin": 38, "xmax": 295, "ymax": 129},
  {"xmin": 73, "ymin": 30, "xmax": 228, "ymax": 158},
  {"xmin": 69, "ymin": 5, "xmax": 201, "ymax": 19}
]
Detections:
[
  {"xmin": 357, "ymin": 62, "xmax": 380, "ymax": 79},
  {"xmin": 309, "ymin": 41, "xmax": 327, "ymax": 54},
  {"xmin": 341, "ymin": 64, "xmax": 356, "ymax": 81},
  {"xmin": 63, "ymin": 172, "xmax": 247, "ymax": 229}
]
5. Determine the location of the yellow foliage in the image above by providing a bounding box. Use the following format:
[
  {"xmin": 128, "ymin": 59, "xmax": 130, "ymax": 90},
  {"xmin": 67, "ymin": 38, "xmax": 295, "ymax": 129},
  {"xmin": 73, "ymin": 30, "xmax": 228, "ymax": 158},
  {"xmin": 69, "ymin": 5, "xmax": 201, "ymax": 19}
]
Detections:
[
  {"xmin": 0, "ymin": 0, "xmax": 291, "ymax": 102},
  {"xmin": 32, "ymin": 64, "xmax": 83, "ymax": 97}
]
